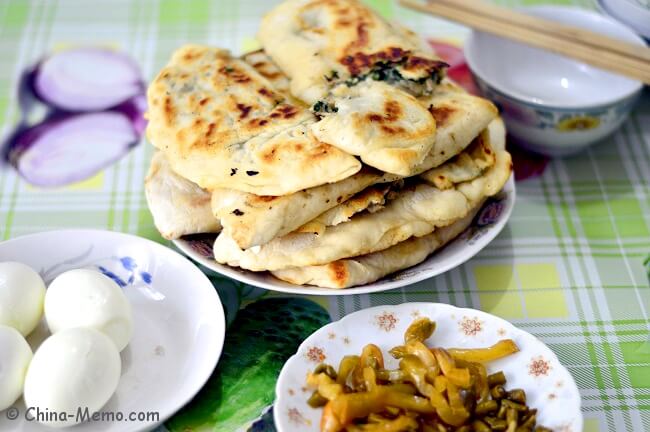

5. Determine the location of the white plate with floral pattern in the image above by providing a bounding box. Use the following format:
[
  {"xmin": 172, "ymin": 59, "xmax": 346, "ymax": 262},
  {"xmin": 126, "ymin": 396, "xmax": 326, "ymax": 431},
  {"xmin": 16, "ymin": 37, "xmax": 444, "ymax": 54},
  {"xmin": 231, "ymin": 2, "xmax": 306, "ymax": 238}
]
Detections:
[
  {"xmin": 174, "ymin": 177, "xmax": 515, "ymax": 296},
  {"xmin": 0, "ymin": 229, "xmax": 225, "ymax": 432},
  {"xmin": 275, "ymin": 303, "xmax": 582, "ymax": 432}
]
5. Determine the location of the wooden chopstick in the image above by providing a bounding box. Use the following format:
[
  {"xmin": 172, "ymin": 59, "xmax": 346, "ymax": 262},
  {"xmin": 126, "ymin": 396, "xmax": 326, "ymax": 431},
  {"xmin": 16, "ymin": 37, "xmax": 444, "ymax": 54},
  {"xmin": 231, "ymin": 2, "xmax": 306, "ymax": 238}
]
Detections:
[
  {"xmin": 399, "ymin": 0, "xmax": 650, "ymax": 85},
  {"xmin": 430, "ymin": 0, "xmax": 650, "ymax": 63},
  {"xmin": 418, "ymin": 0, "xmax": 649, "ymax": 72}
]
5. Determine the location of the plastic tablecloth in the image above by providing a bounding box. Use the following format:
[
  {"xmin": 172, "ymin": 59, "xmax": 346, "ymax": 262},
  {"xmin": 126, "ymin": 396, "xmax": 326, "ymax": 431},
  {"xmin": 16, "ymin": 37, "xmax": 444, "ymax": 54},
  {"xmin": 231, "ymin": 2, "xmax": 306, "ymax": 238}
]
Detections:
[{"xmin": 0, "ymin": 1, "xmax": 648, "ymax": 430}]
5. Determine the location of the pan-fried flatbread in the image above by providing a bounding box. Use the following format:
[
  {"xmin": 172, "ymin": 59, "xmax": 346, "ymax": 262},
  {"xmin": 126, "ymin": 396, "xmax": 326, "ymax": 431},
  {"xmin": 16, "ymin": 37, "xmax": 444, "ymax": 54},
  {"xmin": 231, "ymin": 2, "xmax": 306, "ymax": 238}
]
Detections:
[
  {"xmin": 420, "ymin": 128, "xmax": 495, "ymax": 189},
  {"xmin": 272, "ymin": 203, "xmax": 482, "ymax": 288},
  {"xmin": 210, "ymin": 82, "xmax": 496, "ymax": 250},
  {"xmin": 311, "ymin": 81, "xmax": 498, "ymax": 177},
  {"xmin": 212, "ymin": 119, "xmax": 511, "ymax": 271},
  {"xmin": 146, "ymin": 45, "xmax": 361, "ymax": 195},
  {"xmin": 145, "ymin": 151, "xmax": 221, "ymax": 240},
  {"xmin": 311, "ymin": 80, "xmax": 437, "ymax": 175},
  {"xmin": 296, "ymin": 130, "xmax": 495, "ymax": 235},
  {"xmin": 212, "ymin": 168, "xmax": 400, "ymax": 249},
  {"xmin": 412, "ymin": 81, "xmax": 499, "ymax": 174},
  {"xmin": 296, "ymin": 182, "xmax": 397, "ymax": 235},
  {"xmin": 258, "ymin": 0, "xmax": 448, "ymax": 105}
]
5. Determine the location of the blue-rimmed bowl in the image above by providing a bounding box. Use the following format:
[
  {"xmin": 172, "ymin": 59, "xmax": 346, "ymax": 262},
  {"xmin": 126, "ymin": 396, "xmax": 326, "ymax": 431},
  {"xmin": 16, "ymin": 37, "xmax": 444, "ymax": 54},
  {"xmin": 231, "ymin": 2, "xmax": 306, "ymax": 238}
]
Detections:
[{"xmin": 464, "ymin": 6, "xmax": 646, "ymax": 157}]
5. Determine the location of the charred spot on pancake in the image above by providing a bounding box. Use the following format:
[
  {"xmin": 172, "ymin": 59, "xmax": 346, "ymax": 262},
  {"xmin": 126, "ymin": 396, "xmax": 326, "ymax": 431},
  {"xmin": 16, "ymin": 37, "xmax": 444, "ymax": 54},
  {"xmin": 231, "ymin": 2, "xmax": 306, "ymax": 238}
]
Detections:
[
  {"xmin": 233, "ymin": 74, "xmax": 252, "ymax": 83},
  {"xmin": 232, "ymin": 209, "xmax": 244, "ymax": 216},
  {"xmin": 246, "ymin": 170, "xmax": 260, "ymax": 176},
  {"xmin": 380, "ymin": 125, "xmax": 405, "ymax": 134},
  {"xmin": 219, "ymin": 65, "xmax": 252, "ymax": 83},
  {"xmin": 328, "ymin": 261, "xmax": 349, "ymax": 286},
  {"xmin": 428, "ymin": 105, "xmax": 455, "ymax": 127},
  {"xmin": 249, "ymin": 117, "xmax": 270, "ymax": 128},
  {"xmin": 261, "ymin": 146, "xmax": 278, "ymax": 163},
  {"xmin": 199, "ymin": 97, "xmax": 210, "ymax": 106},
  {"xmin": 163, "ymin": 96, "xmax": 175, "ymax": 125},
  {"xmin": 206, "ymin": 122, "xmax": 216, "ymax": 137},
  {"xmin": 340, "ymin": 47, "xmax": 410, "ymax": 75},
  {"xmin": 236, "ymin": 103, "xmax": 253, "ymax": 119},
  {"xmin": 367, "ymin": 101, "xmax": 402, "ymax": 127},
  {"xmin": 384, "ymin": 100, "xmax": 401, "ymax": 121},
  {"xmin": 258, "ymin": 87, "xmax": 275, "ymax": 98},
  {"xmin": 402, "ymin": 56, "xmax": 448, "ymax": 72},
  {"xmin": 182, "ymin": 50, "xmax": 200, "ymax": 63},
  {"xmin": 388, "ymin": 47, "xmax": 407, "ymax": 60},
  {"xmin": 230, "ymin": 168, "xmax": 237, "ymax": 176},
  {"xmin": 267, "ymin": 104, "xmax": 299, "ymax": 120},
  {"xmin": 256, "ymin": 195, "xmax": 279, "ymax": 203}
]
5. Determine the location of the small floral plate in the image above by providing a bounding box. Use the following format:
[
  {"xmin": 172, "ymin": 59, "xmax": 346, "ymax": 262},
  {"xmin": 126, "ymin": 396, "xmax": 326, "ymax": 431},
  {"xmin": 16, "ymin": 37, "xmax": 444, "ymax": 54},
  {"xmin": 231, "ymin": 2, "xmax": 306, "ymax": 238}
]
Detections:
[
  {"xmin": 175, "ymin": 176, "xmax": 515, "ymax": 296},
  {"xmin": 0, "ymin": 229, "xmax": 226, "ymax": 432},
  {"xmin": 275, "ymin": 303, "xmax": 582, "ymax": 432}
]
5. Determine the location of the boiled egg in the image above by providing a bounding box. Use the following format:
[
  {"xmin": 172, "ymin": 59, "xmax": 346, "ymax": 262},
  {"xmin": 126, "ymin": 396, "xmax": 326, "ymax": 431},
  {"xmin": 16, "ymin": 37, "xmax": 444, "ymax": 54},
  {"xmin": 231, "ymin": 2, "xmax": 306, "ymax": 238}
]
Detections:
[
  {"xmin": 0, "ymin": 261, "xmax": 46, "ymax": 336},
  {"xmin": 45, "ymin": 269, "xmax": 133, "ymax": 351},
  {"xmin": 0, "ymin": 325, "xmax": 33, "ymax": 411},
  {"xmin": 23, "ymin": 327, "xmax": 121, "ymax": 427}
]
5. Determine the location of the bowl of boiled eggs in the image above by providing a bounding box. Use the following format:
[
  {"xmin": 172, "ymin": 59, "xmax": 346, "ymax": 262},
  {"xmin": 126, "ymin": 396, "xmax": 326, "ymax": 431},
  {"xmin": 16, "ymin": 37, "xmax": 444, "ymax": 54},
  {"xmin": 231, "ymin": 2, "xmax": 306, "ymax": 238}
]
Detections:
[{"xmin": 0, "ymin": 230, "xmax": 225, "ymax": 431}]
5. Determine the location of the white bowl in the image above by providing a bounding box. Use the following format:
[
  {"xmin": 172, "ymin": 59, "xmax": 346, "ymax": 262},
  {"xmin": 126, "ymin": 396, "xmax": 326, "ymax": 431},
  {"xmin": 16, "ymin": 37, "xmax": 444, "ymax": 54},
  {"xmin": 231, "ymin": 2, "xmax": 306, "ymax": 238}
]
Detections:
[
  {"xmin": 275, "ymin": 303, "xmax": 583, "ymax": 432},
  {"xmin": 0, "ymin": 229, "xmax": 226, "ymax": 432},
  {"xmin": 464, "ymin": 6, "xmax": 646, "ymax": 157},
  {"xmin": 173, "ymin": 176, "xmax": 515, "ymax": 296},
  {"xmin": 601, "ymin": 0, "xmax": 650, "ymax": 39}
]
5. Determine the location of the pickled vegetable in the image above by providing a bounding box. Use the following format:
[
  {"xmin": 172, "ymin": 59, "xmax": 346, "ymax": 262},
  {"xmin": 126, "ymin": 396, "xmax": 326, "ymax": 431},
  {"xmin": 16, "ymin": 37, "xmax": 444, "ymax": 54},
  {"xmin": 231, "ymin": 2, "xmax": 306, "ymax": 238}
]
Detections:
[{"xmin": 305, "ymin": 318, "xmax": 551, "ymax": 431}]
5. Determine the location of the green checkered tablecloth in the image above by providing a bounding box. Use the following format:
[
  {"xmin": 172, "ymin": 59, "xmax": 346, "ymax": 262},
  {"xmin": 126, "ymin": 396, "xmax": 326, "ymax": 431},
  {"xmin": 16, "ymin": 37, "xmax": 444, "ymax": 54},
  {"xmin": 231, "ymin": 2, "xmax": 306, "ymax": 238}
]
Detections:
[{"xmin": 0, "ymin": 0, "xmax": 648, "ymax": 430}]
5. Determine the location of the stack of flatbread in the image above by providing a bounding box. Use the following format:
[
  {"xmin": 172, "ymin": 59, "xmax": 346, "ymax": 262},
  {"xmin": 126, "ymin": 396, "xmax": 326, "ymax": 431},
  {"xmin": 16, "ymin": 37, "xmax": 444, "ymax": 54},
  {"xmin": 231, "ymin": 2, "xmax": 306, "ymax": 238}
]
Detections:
[{"xmin": 144, "ymin": 0, "xmax": 512, "ymax": 289}]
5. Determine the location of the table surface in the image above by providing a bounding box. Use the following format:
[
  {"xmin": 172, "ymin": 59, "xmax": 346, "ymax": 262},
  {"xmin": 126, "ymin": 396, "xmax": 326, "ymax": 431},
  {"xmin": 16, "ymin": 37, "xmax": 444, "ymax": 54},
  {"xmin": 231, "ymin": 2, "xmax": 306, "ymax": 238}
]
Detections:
[{"xmin": 0, "ymin": 0, "xmax": 648, "ymax": 431}]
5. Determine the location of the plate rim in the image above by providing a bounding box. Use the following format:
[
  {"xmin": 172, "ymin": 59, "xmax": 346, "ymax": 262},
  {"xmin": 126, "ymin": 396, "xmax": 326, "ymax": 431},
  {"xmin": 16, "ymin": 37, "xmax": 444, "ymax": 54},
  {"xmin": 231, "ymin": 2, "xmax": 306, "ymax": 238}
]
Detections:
[
  {"xmin": 173, "ymin": 175, "xmax": 516, "ymax": 296},
  {"xmin": 0, "ymin": 228, "xmax": 226, "ymax": 432},
  {"xmin": 274, "ymin": 301, "xmax": 583, "ymax": 432}
]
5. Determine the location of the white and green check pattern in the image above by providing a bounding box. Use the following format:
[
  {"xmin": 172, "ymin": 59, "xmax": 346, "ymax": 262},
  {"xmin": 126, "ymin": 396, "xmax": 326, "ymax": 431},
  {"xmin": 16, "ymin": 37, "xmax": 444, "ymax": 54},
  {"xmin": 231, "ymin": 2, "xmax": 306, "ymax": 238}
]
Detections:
[{"xmin": 0, "ymin": 1, "xmax": 648, "ymax": 430}]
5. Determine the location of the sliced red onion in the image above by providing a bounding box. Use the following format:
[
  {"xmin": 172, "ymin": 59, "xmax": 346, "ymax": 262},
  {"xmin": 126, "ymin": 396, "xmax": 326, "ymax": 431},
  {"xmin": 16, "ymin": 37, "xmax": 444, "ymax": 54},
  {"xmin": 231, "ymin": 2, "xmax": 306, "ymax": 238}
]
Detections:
[
  {"xmin": 9, "ymin": 111, "xmax": 138, "ymax": 187},
  {"xmin": 33, "ymin": 47, "xmax": 144, "ymax": 112},
  {"xmin": 114, "ymin": 94, "xmax": 147, "ymax": 135}
]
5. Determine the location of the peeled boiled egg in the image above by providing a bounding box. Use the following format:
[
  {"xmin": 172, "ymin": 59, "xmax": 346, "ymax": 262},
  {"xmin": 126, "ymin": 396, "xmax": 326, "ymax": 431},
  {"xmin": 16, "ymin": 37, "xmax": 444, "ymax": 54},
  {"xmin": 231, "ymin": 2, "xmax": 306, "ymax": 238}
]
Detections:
[
  {"xmin": 45, "ymin": 269, "xmax": 133, "ymax": 351},
  {"xmin": 0, "ymin": 325, "xmax": 33, "ymax": 411},
  {"xmin": 0, "ymin": 261, "xmax": 46, "ymax": 336},
  {"xmin": 23, "ymin": 327, "xmax": 121, "ymax": 427}
]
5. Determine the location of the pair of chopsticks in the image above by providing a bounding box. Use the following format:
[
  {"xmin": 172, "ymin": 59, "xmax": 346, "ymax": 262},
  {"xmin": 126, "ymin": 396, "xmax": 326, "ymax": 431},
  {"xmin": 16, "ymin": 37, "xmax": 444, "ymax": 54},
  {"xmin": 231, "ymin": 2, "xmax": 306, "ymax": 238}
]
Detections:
[{"xmin": 399, "ymin": 0, "xmax": 650, "ymax": 85}]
